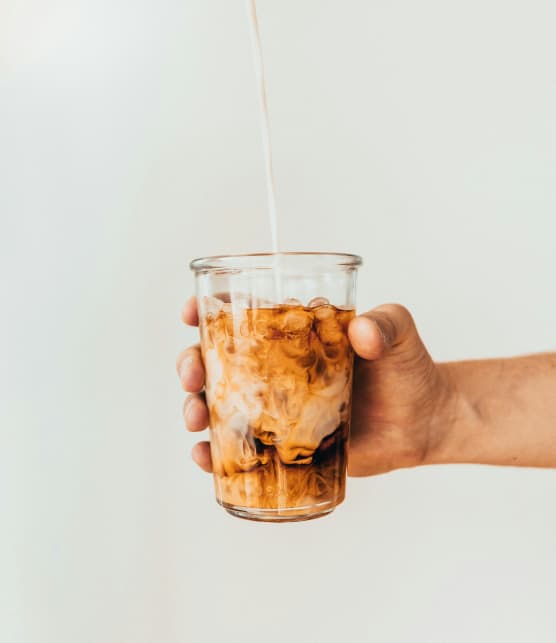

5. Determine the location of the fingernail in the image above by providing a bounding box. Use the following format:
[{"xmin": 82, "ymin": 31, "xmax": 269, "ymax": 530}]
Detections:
[{"xmin": 372, "ymin": 319, "xmax": 389, "ymax": 345}]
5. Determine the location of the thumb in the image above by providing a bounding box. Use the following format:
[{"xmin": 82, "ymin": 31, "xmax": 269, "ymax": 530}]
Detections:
[{"xmin": 348, "ymin": 304, "xmax": 419, "ymax": 361}]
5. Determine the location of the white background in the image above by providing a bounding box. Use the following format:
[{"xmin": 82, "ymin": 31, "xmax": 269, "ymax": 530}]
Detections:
[{"xmin": 3, "ymin": 0, "xmax": 556, "ymax": 641}]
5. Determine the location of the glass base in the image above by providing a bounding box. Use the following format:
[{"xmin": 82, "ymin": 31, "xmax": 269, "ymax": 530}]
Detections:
[{"xmin": 218, "ymin": 498, "xmax": 341, "ymax": 523}]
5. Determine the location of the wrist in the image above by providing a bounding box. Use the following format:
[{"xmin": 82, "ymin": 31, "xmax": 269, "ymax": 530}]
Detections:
[{"xmin": 424, "ymin": 362, "xmax": 481, "ymax": 466}]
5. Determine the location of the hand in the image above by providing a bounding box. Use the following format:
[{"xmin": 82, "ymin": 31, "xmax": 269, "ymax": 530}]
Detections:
[
  {"xmin": 176, "ymin": 297, "xmax": 453, "ymax": 477},
  {"xmin": 346, "ymin": 305, "xmax": 450, "ymax": 475}
]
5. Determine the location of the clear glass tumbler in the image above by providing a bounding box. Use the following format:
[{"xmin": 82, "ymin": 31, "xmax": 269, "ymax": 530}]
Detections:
[{"xmin": 190, "ymin": 252, "xmax": 362, "ymax": 522}]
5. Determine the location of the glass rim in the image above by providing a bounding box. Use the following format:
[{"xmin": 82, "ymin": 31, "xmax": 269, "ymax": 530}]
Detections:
[{"xmin": 190, "ymin": 252, "xmax": 363, "ymax": 273}]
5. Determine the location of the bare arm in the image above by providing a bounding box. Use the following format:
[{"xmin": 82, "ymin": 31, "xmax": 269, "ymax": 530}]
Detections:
[{"xmin": 433, "ymin": 355, "xmax": 556, "ymax": 468}]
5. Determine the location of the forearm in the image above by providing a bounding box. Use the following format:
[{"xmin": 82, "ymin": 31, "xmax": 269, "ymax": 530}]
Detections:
[{"xmin": 431, "ymin": 354, "xmax": 556, "ymax": 468}]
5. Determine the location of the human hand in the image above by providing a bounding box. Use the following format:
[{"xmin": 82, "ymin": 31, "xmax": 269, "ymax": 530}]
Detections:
[{"xmin": 176, "ymin": 298, "xmax": 452, "ymax": 477}]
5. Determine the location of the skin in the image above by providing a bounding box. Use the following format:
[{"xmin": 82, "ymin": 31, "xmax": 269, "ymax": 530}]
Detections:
[{"xmin": 176, "ymin": 297, "xmax": 556, "ymax": 476}]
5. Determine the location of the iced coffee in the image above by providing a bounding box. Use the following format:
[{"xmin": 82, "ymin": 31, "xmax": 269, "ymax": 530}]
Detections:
[
  {"xmin": 191, "ymin": 252, "xmax": 362, "ymax": 522},
  {"xmin": 199, "ymin": 298, "xmax": 355, "ymax": 521}
]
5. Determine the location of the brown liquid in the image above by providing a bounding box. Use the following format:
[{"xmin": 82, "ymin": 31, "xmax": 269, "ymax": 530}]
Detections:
[{"xmin": 200, "ymin": 301, "xmax": 355, "ymax": 515}]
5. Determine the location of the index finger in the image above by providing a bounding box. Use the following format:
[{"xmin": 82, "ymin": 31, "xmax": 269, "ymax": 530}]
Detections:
[{"xmin": 181, "ymin": 296, "xmax": 199, "ymax": 327}]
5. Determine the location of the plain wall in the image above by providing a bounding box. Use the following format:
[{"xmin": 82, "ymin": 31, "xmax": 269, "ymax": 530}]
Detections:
[{"xmin": 3, "ymin": 1, "xmax": 556, "ymax": 641}]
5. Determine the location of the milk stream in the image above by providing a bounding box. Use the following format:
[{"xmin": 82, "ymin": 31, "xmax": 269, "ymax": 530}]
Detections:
[
  {"xmin": 246, "ymin": 4, "xmax": 285, "ymax": 503},
  {"xmin": 246, "ymin": 0, "xmax": 283, "ymax": 305},
  {"xmin": 246, "ymin": 0, "xmax": 280, "ymax": 255}
]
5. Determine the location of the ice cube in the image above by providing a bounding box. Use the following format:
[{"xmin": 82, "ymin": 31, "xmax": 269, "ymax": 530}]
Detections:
[
  {"xmin": 280, "ymin": 336, "xmax": 309, "ymax": 358},
  {"xmin": 316, "ymin": 318, "xmax": 344, "ymax": 344},
  {"xmin": 308, "ymin": 297, "xmax": 330, "ymax": 308},
  {"xmin": 314, "ymin": 304, "xmax": 335, "ymax": 321},
  {"xmin": 203, "ymin": 296, "xmax": 224, "ymax": 318},
  {"xmin": 282, "ymin": 309, "xmax": 313, "ymax": 333},
  {"xmin": 283, "ymin": 297, "xmax": 303, "ymax": 307}
]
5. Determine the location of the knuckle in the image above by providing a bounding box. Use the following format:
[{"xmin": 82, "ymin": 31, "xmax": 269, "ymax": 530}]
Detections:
[
  {"xmin": 366, "ymin": 309, "xmax": 397, "ymax": 346},
  {"xmin": 386, "ymin": 303, "xmax": 412, "ymax": 322},
  {"xmin": 381, "ymin": 303, "xmax": 415, "ymax": 341}
]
